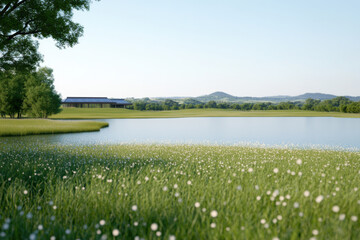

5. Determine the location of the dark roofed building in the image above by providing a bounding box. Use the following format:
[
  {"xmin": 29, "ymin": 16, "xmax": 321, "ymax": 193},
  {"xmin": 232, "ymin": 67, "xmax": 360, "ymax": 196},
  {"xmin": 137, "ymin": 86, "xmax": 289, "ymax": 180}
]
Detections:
[
  {"xmin": 111, "ymin": 99, "xmax": 131, "ymax": 105},
  {"xmin": 62, "ymin": 97, "xmax": 132, "ymax": 108}
]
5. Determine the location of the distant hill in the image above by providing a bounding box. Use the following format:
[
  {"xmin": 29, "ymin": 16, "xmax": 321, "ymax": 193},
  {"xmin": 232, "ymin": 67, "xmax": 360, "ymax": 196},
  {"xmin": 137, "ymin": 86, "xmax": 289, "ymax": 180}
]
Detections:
[
  {"xmin": 292, "ymin": 93, "xmax": 337, "ymax": 101},
  {"xmin": 151, "ymin": 92, "xmax": 360, "ymax": 103},
  {"xmin": 192, "ymin": 92, "xmax": 360, "ymax": 103},
  {"xmin": 196, "ymin": 91, "xmax": 239, "ymax": 102},
  {"xmin": 345, "ymin": 96, "xmax": 360, "ymax": 101},
  {"xmin": 208, "ymin": 91, "xmax": 235, "ymax": 99}
]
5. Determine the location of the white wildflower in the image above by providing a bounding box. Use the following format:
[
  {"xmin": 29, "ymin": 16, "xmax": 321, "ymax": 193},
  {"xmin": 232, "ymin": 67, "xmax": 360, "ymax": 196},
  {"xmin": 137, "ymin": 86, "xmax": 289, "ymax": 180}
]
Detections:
[
  {"xmin": 112, "ymin": 229, "xmax": 120, "ymax": 236},
  {"xmin": 315, "ymin": 195, "xmax": 324, "ymax": 203},
  {"xmin": 210, "ymin": 210, "xmax": 218, "ymax": 218},
  {"xmin": 151, "ymin": 223, "xmax": 158, "ymax": 231},
  {"xmin": 332, "ymin": 206, "xmax": 340, "ymax": 213}
]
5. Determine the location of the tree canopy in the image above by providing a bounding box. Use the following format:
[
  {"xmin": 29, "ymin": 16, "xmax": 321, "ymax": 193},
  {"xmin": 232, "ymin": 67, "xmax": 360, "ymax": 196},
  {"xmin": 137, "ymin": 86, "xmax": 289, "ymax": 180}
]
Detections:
[
  {"xmin": 0, "ymin": 73, "xmax": 26, "ymax": 117},
  {"xmin": 0, "ymin": 0, "xmax": 97, "ymax": 72},
  {"xmin": 23, "ymin": 67, "xmax": 62, "ymax": 118},
  {"xmin": 0, "ymin": 67, "xmax": 62, "ymax": 118}
]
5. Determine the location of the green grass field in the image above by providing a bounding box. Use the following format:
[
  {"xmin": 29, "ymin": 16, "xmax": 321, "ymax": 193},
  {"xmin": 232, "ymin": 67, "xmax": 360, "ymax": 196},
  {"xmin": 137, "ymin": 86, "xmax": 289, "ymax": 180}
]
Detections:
[
  {"xmin": 51, "ymin": 108, "xmax": 360, "ymax": 119},
  {"xmin": 0, "ymin": 119, "xmax": 108, "ymax": 137},
  {"xmin": 0, "ymin": 143, "xmax": 359, "ymax": 239}
]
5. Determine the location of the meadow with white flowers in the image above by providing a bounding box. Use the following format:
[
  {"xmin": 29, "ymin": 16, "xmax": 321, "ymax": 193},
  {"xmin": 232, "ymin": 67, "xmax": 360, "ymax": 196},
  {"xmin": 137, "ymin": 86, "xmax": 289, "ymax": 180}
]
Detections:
[{"xmin": 0, "ymin": 142, "xmax": 359, "ymax": 239}]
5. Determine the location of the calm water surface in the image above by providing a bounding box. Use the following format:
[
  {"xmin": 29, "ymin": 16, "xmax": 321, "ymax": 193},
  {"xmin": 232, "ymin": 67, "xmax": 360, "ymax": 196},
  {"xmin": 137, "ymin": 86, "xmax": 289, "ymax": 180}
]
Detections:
[{"xmin": 2, "ymin": 117, "xmax": 360, "ymax": 150}]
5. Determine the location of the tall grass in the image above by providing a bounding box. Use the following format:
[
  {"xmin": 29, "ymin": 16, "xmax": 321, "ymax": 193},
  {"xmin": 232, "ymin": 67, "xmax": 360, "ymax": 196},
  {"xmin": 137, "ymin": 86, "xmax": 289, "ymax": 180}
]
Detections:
[
  {"xmin": 0, "ymin": 143, "xmax": 359, "ymax": 239},
  {"xmin": 0, "ymin": 119, "xmax": 108, "ymax": 137}
]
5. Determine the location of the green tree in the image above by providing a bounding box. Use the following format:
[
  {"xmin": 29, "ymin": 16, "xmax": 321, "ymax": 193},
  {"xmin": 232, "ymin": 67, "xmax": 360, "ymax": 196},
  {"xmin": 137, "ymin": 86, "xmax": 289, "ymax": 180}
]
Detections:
[
  {"xmin": 195, "ymin": 104, "xmax": 203, "ymax": 109},
  {"xmin": 23, "ymin": 67, "xmax": 62, "ymax": 118},
  {"xmin": 0, "ymin": 0, "xmax": 98, "ymax": 72},
  {"xmin": 185, "ymin": 104, "xmax": 195, "ymax": 109},
  {"xmin": 314, "ymin": 100, "xmax": 336, "ymax": 112},
  {"xmin": 277, "ymin": 102, "xmax": 295, "ymax": 110},
  {"xmin": 331, "ymin": 97, "xmax": 352, "ymax": 112},
  {"xmin": 346, "ymin": 102, "xmax": 360, "ymax": 113},
  {"xmin": 268, "ymin": 105, "xmax": 278, "ymax": 110},
  {"xmin": 171, "ymin": 105, "xmax": 179, "ymax": 110},
  {"xmin": 240, "ymin": 103, "xmax": 253, "ymax": 111},
  {"xmin": 163, "ymin": 99, "xmax": 179, "ymax": 108},
  {"xmin": 183, "ymin": 98, "xmax": 202, "ymax": 105},
  {"xmin": 217, "ymin": 102, "xmax": 228, "ymax": 109},
  {"xmin": 0, "ymin": 73, "xmax": 26, "ymax": 118},
  {"xmin": 302, "ymin": 98, "xmax": 321, "ymax": 111},
  {"xmin": 133, "ymin": 101, "xmax": 146, "ymax": 110},
  {"xmin": 205, "ymin": 101, "xmax": 217, "ymax": 108},
  {"xmin": 252, "ymin": 102, "xmax": 271, "ymax": 110},
  {"xmin": 231, "ymin": 103, "xmax": 241, "ymax": 110},
  {"xmin": 330, "ymin": 96, "xmax": 352, "ymax": 107},
  {"xmin": 0, "ymin": 37, "xmax": 42, "ymax": 73}
]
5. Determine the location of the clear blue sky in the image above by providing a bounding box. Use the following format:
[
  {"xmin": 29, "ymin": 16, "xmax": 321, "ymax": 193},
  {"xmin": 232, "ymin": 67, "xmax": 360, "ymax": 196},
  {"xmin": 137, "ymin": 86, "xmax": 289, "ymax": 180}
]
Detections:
[{"xmin": 39, "ymin": 0, "xmax": 360, "ymax": 98}]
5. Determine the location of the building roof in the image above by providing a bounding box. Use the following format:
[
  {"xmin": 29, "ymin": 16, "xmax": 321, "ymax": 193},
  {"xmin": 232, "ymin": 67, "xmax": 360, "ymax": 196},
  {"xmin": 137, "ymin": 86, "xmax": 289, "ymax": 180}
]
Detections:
[
  {"xmin": 63, "ymin": 97, "xmax": 131, "ymax": 105},
  {"xmin": 111, "ymin": 98, "xmax": 132, "ymax": 105},
  {"xmin": 63, "ymin": 97, "xmax": 112, "ymax": 103}
]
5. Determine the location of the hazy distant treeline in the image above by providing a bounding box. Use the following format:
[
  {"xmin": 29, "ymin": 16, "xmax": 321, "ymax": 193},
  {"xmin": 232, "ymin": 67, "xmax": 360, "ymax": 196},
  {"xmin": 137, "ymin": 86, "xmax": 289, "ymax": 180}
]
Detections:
[{"xmin": 127, "ymin": 97, "xmax": 360, "ymax": 113}]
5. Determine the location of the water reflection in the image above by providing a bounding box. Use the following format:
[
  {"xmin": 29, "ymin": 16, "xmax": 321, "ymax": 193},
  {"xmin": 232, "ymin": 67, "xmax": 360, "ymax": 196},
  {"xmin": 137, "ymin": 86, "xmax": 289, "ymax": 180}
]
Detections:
[{"xmin": 2, "ymin": 117, "xmax": 360, "ymax": 150}]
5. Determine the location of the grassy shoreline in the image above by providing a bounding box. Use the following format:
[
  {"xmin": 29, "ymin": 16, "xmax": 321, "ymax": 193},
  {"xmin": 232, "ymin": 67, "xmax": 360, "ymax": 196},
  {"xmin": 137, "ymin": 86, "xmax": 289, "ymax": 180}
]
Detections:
[
  {"xmin": 0, "ymin": 143, "xmax": 359, "ymax": 239},
  {"xmin": 51, "ymin": 108, "xmax": 360, "ymax": 119},
  {"xmin": 0, "ymin": 119, "xmax": 108, "ymax": 137}
]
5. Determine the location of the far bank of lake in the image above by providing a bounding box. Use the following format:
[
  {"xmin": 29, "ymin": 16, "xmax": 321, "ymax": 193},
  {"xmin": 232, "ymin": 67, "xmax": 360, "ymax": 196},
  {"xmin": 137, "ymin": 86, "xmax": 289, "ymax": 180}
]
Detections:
[{"xmin": 50, "ymin": 108, "xmax": 360, "ymax": 119}]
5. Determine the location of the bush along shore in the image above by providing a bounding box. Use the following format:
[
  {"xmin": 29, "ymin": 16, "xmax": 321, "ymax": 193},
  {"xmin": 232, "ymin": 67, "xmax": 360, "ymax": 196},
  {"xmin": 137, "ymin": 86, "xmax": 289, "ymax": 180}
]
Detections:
[{"xmin": 0, "ymin": 143, "xmax": 359, "ymax": 239}]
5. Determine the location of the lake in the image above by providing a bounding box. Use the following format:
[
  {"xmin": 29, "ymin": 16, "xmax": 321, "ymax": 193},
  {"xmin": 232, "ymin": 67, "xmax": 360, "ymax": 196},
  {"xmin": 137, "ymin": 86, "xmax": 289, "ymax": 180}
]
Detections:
[{"xmin": 2, "ymin": 117, "xmax": 360, "ymax": 150}]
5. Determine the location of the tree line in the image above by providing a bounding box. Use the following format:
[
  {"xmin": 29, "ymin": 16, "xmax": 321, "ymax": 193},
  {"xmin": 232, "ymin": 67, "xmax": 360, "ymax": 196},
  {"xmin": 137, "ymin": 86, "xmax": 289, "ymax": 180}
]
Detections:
[
  {"xmin": 127, "ymin": 97, "xmax": 360, "ymax": 113},
  {"xmin": 0, "ymin": 67, "xmax": 61, "ymax": 118}
]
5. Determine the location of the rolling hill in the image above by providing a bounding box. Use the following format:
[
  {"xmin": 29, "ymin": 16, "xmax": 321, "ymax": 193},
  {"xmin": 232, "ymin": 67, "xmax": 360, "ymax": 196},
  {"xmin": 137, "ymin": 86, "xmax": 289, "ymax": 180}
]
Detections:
[
  {"xmin": 187, "ymin": 92, "xmax": 360, "ymax": 103},
  {"xmin": 150, "ymin": 92, "xmax": 360, "ymax": 104}
]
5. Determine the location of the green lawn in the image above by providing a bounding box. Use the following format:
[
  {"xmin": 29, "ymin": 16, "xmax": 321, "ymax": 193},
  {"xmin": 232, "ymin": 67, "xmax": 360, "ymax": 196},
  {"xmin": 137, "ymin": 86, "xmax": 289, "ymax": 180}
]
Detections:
[
  {"xmin": 0, "ymin": 119, "xmax": 108, "ymax": 137},
  {"xmin": 0, "ymin": 143, "xmax": 359, "ymax": 239},
  {"xmin": 51, "ymin": 108, "xmax": 360, "ymax": 119}
]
